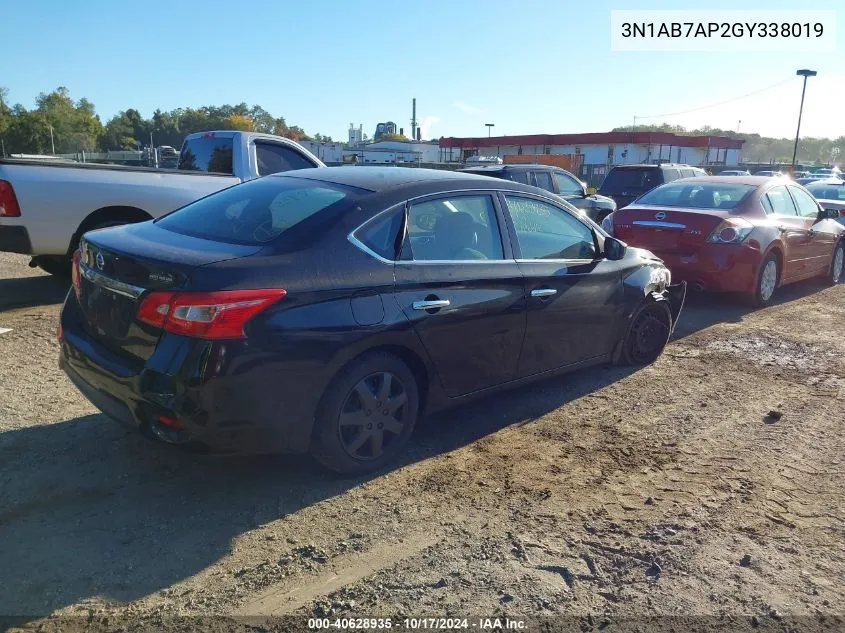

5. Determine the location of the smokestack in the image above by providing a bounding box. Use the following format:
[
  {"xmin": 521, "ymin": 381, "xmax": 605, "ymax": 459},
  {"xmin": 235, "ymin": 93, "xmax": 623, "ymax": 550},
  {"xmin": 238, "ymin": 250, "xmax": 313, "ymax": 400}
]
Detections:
[
  {"xmin": 411, "ymin": 98, "xmax": 417, "ymax": 142},
  {"xmin": 416, "ymin": 127, "xmax": 421, "ymax": 141},
  {"xmin": 400, "ymin": 127, "xmax": 404, "ymax": 137}
]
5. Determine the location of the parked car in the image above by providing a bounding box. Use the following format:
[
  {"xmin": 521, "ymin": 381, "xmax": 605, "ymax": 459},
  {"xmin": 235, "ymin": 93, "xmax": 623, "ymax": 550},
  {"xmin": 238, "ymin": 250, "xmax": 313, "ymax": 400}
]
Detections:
[
  {"xmin": 601, "ymin": 176, "xmax": 844, "ymax": 306},
  {"xmin": 597, "ymin": 164, "xmax": 708, "ymax": 210},
  {"xmin": 754, "ymin": 170, "xmax": 786, "ymax": 178},
  {"xmin": 0, "ymin": 131, "xmax": 324, "ymax": 275},
  {"xmin": 59, "ymin": 167, "xmax": 685, "ymax": 474},
  {"xmin": 806, "ymin": 179, "xmax": 845, "ymax": 220},
  {"xmin": 792, "ymin": 171, "xmax": 812, "ymax": 179},
  {"xmin": 719, "ymin": 170, "xmax": 751, "ymax": 176},
  {"xmin": 814, "ymin": 167, "xmax": 841, "ymax": 178},
  {"xmin": 796, "ymin": 175, "xmax": 827, "ymax": 185},
  {"xmin": 458, "ymin": 164, "xmax": 616, "ymax": 223}
]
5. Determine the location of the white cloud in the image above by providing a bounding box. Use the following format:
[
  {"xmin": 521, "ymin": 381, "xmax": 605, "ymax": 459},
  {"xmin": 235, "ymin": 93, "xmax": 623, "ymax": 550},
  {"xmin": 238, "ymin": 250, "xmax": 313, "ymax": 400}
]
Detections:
[
  {"xmin": 452, "ymin": 101, "xmax": 483, "ymax": 116},
  {"xmin": 419, "ymin": 115, "xmax": 440, "ymax": 140}
]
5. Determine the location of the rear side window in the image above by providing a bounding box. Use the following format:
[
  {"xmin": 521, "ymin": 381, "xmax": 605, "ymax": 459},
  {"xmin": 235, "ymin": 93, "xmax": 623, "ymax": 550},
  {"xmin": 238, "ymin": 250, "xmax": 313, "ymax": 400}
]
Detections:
[
  {"xmin": 178, "ymin": 135, "xmax": 234, "ymax": 174},
  {"xmin": 765, "ymin": 186, "xmax": 798, "ymax": 216},
  {"xmin": 680, "ymin": 169, "xmax": 696, "ymax": 178},
  {"xmin": 406, "ymin": 195, "xmax": 504, "ymax": 261},
  {"xmin": 355, "ymin": 208, "xmax": 403, "ymax": 260},
  {"xmin": 532, "ymin": 171, "xmax": 555, "ymax": 193},
  {"xmin": 156, "ymin": 177, "xmax": 360, "ymax": 245},
  {"xmin": 662, "ymin": 168, "xmax": 681, "ymax": 182},
  {"xmin": 506, "ymin": 171, "xmax": 530, "ymax": 185},
  {"xmin": 255, "ymin": 142, "xmax": 316, "ymax": 176}
]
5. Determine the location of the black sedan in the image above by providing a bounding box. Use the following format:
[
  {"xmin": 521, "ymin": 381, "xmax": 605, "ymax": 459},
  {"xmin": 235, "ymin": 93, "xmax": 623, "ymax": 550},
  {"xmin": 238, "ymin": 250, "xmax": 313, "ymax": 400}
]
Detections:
[{"xmin": 59, "ymin": 167, "xmax": 685, "ymax": 474}]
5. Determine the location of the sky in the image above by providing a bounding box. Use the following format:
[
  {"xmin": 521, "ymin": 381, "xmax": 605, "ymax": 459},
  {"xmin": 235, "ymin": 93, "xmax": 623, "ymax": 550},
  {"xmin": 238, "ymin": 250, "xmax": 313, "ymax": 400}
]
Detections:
[{"xmin": 1, "ymin": 0, "xmax": 843, "ymax": 142}]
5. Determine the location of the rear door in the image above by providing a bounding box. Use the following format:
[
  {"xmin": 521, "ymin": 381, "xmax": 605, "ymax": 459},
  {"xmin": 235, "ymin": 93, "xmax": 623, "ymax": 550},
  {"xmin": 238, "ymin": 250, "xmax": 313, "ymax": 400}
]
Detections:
[
  {"xmin": 392, "ymin": 191, "xmax": 526, "ymax": 397},
  {"xmin": 531, "ymin": 170, "xmax": 556, "ymax": 195},
  {"xmin": 762, "ymin": 185, "xmax": 808, "ymax": 281},
  {"xmin": 788, "ymin": 184, "xmax": 834, "ymax": 275},
  {"xmin": 500, "ymin": 193, "xmax": 623, "ymax": 376}
]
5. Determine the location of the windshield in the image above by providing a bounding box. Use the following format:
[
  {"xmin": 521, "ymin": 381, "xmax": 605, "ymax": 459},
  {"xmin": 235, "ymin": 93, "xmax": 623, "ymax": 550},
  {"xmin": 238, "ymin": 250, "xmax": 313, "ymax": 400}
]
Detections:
[
  {"xmin": 636, "ymin": 182, "xmax": 755, "ymax": 209},
  {"xmin": 156, "ymin": 176, "xmax": 362, "ymax": 245},
  {"xmin": 599, "ymin": 168, "xmax": 660, "ymax": 193}
]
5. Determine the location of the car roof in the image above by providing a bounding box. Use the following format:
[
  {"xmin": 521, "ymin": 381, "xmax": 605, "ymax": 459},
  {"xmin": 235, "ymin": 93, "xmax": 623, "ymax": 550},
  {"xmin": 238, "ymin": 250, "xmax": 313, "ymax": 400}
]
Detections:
[
  {"xmin": 460, "ymin": 164, "xmax": 568, "ymax": 172},
  {"xmin": 609, "ymin": 163, "xmax": 703, "ymax": 170},
  {"xmin": 275, "ymin": 166, "xmax": 495, "ymax": 192},
  {"xmin": 663, "ymin": 175, "xmax": 785, "ymax": 186}
]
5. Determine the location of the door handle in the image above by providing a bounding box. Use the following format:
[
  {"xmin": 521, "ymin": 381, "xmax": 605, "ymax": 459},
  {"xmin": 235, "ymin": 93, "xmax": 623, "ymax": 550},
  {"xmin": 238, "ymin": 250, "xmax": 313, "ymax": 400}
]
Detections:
[
  {"xmin": 412, "ymin": 299, "xmax": 451, "ymax": 311},
  {"xmin": 530, "ymin": 288, "xmax": 558, "ymax": 298}
]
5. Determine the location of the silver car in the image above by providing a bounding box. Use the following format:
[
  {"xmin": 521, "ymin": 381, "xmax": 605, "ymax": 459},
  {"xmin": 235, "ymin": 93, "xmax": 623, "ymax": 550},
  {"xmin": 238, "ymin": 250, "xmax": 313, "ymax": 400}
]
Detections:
[{"xmin": 806, "ymin": 179, "xmax": 845, "ymax": 224}]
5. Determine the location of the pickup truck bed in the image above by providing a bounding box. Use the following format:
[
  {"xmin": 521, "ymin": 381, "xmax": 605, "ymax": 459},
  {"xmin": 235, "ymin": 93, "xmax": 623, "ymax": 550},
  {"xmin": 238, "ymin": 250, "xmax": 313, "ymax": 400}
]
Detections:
[{"xmin": 0, "ymin": 131, "xmax": 324, "ymax": 274}]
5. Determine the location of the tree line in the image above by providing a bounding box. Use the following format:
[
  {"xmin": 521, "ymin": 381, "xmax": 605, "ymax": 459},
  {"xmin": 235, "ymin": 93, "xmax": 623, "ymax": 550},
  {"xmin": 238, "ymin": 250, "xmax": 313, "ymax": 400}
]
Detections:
[
  {"xmin": 0, "ymin": 86, "xmax": 332, "ymax": 156},
  {"xmin": 611, "ymin": 123, "xmax": 843, "ymax": 166}
]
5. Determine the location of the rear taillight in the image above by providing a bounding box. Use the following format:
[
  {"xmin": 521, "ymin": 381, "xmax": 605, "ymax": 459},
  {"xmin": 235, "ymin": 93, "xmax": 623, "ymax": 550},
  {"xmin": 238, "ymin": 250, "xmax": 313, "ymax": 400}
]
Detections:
[
  {"xmin": 706, "ymin": 218, "xmax": 754, "ymax": 244},
  {"xmin": 137, "ymin": 289, "xmax": 286, "ymax": 340},
  {"xmin": 71, "ymin": 249, "xmax": 82, "ymax": 298},
  {"xmin": 0, "ymin": 180, "xmax": 21, "ymax": 217}
]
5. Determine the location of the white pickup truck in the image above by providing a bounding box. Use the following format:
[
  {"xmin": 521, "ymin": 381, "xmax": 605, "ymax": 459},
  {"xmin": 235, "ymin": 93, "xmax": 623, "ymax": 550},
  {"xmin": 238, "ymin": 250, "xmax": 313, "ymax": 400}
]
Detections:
[{"xmin": 0, "ymin": 131, "xmax": 325, "ymax": 274}]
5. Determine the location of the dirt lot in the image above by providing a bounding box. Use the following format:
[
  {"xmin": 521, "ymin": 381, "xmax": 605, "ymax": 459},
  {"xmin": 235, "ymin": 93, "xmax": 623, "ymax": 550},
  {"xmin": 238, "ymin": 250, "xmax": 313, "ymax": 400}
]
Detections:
[{"xmin": 1, "ymin": 251, "xmax": 844, "ymax": 632}]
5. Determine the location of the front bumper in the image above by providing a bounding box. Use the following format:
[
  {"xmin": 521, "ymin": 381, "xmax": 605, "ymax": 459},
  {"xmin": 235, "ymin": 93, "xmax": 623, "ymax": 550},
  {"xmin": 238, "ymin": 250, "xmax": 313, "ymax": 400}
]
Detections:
[
  {"xmin": 0, "ymin": 225, "xmax": 33, "ymax": 254},
  {"xmin": 652, "ymin": 244, "xmax": 759, "ymax": 294}
]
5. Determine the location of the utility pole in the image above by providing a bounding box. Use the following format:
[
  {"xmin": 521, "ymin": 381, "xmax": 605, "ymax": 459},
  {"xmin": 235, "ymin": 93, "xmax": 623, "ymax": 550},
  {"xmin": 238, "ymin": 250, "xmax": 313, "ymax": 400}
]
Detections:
[
  {"xmin": 150, "ymin": 132, "xmax": 158, "ymax": 168},
  {"xmin": 49, "ymin": 125, "xmax": 55, "ymax": 155},
  {"xmin": 792, "ymin": 69, "xmax": 817, "ymax": 169}
]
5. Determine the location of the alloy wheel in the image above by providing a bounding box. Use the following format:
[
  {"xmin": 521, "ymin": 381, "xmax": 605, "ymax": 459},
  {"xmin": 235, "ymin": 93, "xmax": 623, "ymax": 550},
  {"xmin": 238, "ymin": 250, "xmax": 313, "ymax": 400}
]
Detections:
[
  {"xmin": 759, "ymin": 259, "xmax": 778, "ymax": 302},
  {"xmin": 338, "ymin": 372, "xmax": 408, "ymax": 461}
]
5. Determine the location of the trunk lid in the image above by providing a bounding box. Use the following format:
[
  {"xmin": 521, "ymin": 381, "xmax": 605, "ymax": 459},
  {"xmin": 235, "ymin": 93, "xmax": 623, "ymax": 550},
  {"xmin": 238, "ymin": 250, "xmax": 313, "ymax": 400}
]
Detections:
[
  {"xmin": 612, "ymin": 206, "xmax": 730, "ymax": 255},
  {"xmin": 77, "ymin": 221, "xmax": 261, "ymax": 360}
]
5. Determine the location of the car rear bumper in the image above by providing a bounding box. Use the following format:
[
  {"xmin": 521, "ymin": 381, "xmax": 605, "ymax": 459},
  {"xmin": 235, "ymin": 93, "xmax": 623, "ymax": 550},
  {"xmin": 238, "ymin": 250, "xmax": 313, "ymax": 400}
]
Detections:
[
  {"xmin": 0, "ymin": 225, "xmax": 33, "ymax": 254},
  {"xmin": 653, "ymin": 245, "xmax": 758, "ymax": 294},
  {"xmin": 59, "ymin": 296, "xmax": 318, "ymax": 455}
]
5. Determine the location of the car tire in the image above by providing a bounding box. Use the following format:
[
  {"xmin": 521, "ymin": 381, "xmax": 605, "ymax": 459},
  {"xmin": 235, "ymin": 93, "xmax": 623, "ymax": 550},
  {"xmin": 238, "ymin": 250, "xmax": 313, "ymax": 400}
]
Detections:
[
  {"xmin": 825, "ymin": 241, "xmax": 844, "ymax": 285},
  {"xmin": 619, "ymin": 299, "xmax": 672, "ymax": 365},
  {"xmin": 312, "ymin": 352, "xmax": 419, "ymax": 476},
  {"xmin": 34, "ymin": 255, "xmax": 71, "ymax": 277},
  {"xmin": 749, "ymin": 252, "xmax": 779, "ymax": 307}
]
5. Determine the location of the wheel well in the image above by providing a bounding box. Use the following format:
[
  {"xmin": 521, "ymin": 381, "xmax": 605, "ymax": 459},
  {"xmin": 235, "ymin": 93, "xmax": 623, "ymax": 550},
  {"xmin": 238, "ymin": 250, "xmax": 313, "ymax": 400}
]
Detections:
[{"xmin": 68, "ymin": 206, "xmax": 152, "ymax": 256}]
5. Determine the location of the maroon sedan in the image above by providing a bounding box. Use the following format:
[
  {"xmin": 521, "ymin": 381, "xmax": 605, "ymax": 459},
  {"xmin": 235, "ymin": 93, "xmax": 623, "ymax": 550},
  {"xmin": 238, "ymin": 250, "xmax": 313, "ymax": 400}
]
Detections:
[{"xmin": 601, "ymin": 176, "xmax": 845, "ymax": 306}]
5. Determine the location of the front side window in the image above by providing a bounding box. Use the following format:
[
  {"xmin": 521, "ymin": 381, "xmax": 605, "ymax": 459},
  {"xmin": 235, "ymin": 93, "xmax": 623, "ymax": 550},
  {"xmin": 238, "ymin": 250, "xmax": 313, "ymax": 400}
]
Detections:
[
  {"xmin": 505, "ymin": 196, "xmax": 596, "ymax": 260},
  {"xmin": 788, "ymin": 186, "xmax": 821, "ymax": 218},
  {"xmin": 406, "ymin": 195, "xmax": 503, "ymax": 261},
  {"xmin": 765, "ymin": 185, "xmax": 798, "ymax": 216},
  {"xmin": 255, "ymin": 143, "xmax": 316, "ymax": 176},
  {"xmin": 553, "ymin": 171, "xmax": 583, "ymax": 196},
  {"xmin": 636, "ymin": 182, "xmax": 755, "ymax": 209},
  {"xmin": 680, "ymin": 169, "xmax": 695, "ymax": 178},
  {"xmin": 532, "ymin": 171, "xmax": 554, "ymax": 193}
]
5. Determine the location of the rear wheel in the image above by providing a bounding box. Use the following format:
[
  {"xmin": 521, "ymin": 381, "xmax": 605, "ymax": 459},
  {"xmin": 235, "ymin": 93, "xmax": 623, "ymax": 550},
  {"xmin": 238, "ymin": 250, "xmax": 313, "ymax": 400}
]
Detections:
[
  {"xmin": 312, "ymin": 352, "xmax": 419, "ymax": 475},
  {"xmin": 750, "ymin": 253, "xmax": 779, "ymax": 307},
  {"xmin": 620, "ymin": 300, "xmax": 672, "ymax": 365},
  {"xmin": 826, "ymin": 241, "xmax": 844, "ymax": 285}
]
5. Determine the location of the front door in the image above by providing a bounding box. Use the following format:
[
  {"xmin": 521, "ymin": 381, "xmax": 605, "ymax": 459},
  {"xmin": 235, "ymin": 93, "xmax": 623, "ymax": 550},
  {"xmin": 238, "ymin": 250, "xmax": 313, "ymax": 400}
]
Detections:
[
  {"xmin": 500, "ymin": 193, "xmax": 623, "ymax": 377},
  {"xmin": 392, "ymin": 192, "xmax": 526, "ymax": 397},
  {"xmin": 789, "ymin": 185, "xmax": 836, "ymax": 276},
  {"xmin": 763, "ymin": 185, "xmax": 809, "ymax": 282}
]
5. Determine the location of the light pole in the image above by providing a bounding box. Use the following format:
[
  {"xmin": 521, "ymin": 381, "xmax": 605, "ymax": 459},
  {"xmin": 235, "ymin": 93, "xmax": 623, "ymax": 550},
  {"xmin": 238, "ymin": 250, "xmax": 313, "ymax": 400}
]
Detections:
[
  {"xmin": 485, "ymin": 123, "xmax": 495, "ymax": 138},
  {"xmin": 792, "ymin": 69, "xmax": 817, "ymax": 169},
  {"xmin": 49, "ymin": 125, "xmax": 55, "ymax": 155}
]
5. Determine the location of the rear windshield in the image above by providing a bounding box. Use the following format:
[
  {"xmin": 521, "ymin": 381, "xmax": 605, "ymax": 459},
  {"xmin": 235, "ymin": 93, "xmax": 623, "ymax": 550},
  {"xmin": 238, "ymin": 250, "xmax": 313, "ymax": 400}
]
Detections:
[
  {"xmin": 807, "ymin": 183, "xmax": 845, "ymax": 201},
  {"xmin": 178, "ymin": 135, "xmax": 235, "ymax": 174},
  {"xmin": 599, "ymin": 168, "xmax": 660, "ymax": 193},
  {"xmin": 636, "ymin": 182, "xmax": 755, "ymax": 210},
  {"xmin": 156, "ymin": 176, "xmax": 361, "ymax": 245}
]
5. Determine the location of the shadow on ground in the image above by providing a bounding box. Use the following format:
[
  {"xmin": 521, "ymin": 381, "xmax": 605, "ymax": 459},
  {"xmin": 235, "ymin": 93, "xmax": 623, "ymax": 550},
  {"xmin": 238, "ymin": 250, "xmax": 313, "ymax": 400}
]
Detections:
[
  {"xmin": 0, "ymin": 275, "xmax": 69, "ymax": 312},
  {"xmin": 0, "ymin": 280, "xmax": 832, "ymax": 621}
]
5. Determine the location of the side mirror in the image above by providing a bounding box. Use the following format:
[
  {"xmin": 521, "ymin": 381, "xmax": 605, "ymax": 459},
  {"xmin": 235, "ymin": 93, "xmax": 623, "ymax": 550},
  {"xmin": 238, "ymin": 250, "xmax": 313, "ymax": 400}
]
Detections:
[
  {"xmin": 579, "ymin": 180, "xmax": 589, "ymax": 197},
  {"xmin": 604, "ymin": 236, "xmax": 628, "ymax": 261},
  {"xmin": 819, "ymin": 207, "xmax": 841, "ymax": 221}
]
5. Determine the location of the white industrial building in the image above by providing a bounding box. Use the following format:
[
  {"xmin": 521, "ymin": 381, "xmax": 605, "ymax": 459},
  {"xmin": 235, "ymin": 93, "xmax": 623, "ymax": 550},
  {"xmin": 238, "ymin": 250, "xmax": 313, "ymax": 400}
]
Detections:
[
  {"xmin": 439, "ymin": 132, "xmax": 744, "ymax": 167},
  {"xmin": 343, "ymin": 140, "xmax": 441, "ymax": 165}
]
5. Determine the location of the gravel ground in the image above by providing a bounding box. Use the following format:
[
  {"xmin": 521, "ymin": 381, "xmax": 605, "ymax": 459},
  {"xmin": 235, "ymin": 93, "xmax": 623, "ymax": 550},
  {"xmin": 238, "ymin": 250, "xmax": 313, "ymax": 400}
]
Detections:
[{"xmin": 1, "ymin": 252, "xmax": 843, "ymax": 633}]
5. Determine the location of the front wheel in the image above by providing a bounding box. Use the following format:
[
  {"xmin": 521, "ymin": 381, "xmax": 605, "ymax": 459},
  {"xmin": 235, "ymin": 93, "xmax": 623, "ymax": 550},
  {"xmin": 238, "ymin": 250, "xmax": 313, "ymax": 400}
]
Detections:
[
  {"xmin": 619, "ymin": 300, "xmax": 672, "ymax": 365},
  {"xmin": 826, "ymin": 241, "xmax": 844, "ymax": 285},
  {"xmin": 312, "ymin": 352, "xmax": 419, "ymax": 475}
]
